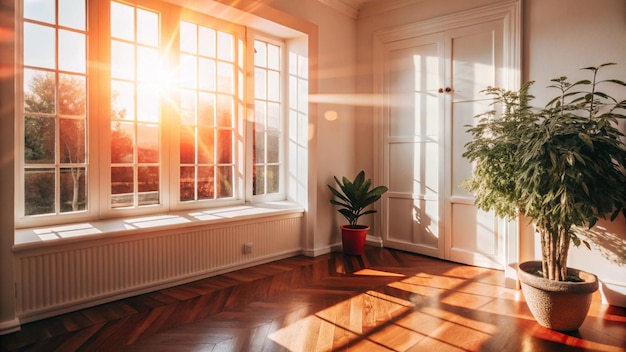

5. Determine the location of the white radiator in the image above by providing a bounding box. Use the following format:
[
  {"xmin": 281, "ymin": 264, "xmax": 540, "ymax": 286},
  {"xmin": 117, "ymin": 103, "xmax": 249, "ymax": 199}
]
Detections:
[{"xmin": 14, "ymin": 213, "xmax": 303, "ymax": 322}]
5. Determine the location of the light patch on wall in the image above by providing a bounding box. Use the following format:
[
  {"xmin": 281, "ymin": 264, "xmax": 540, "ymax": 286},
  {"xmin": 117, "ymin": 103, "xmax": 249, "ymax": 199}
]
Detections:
[{"xmin": 324, "ymin": 110, "xmax": 338, "ymax": 121}]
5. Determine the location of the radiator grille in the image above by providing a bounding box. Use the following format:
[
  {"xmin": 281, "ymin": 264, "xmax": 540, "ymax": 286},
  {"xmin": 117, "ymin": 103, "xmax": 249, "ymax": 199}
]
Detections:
[{"xmin": 15, "ymin": 214, "xmax": 303, "ymax": 321}]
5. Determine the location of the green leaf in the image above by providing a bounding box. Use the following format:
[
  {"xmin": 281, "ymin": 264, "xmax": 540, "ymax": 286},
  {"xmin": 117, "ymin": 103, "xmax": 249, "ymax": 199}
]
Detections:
[{"xmin": 578, "ymin": 133, "xmax": 594, "ymax": 150}]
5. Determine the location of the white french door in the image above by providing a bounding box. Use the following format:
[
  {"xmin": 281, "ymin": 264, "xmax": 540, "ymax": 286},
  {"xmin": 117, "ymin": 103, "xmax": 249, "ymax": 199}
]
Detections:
[{"xmin": 375, "ymin": 2, "xmax": 520, "ymax": 271}]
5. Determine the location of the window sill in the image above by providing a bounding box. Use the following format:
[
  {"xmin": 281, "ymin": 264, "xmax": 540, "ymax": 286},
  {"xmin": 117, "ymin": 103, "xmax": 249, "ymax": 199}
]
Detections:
[{"xmin": 14, "ymin": 201, "xmax": 305, "ymax": 251}]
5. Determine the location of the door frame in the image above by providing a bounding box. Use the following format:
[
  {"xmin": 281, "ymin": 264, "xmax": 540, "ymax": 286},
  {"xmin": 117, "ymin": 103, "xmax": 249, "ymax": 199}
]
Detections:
[{"xmin": 372, "ymin": 0, "xmax": 521, "ymax": 287}]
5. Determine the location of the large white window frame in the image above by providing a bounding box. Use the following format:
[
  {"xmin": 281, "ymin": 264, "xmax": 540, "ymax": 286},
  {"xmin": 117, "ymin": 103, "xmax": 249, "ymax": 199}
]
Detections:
[{"xmin": 15, "ymin": 0, "xmax": 291, "ymax": 229}]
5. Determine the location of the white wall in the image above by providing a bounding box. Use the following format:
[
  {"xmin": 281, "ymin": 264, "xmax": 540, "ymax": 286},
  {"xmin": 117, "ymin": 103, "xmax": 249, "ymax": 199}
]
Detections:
[{"xmin": 268, "ymin": 0, "xmax": 360, "ymax": 250}]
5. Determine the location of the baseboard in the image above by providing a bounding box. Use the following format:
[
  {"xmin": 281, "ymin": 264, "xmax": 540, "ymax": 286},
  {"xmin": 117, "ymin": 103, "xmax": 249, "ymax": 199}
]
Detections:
[
  {"xmin": 366, "ymin": 235, "xmax": 384, "ymax": 247},
  {"xmin": 302, "ymin": 243, "xmax": 341, "ymax": 257},
  {"xmin": 600, "ymin": 279, "xmax": 626, "ymax": 308},
  {"xmin": 0, "ymin": 318, "xmax": 21, "ymax": 336}
]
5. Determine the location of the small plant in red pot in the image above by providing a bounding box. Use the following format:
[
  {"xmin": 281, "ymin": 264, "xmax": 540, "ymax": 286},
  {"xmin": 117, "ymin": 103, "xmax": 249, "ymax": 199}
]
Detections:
[{"xmin": 328, "ymin": 170, "xmax": 388, "ymax": 255}]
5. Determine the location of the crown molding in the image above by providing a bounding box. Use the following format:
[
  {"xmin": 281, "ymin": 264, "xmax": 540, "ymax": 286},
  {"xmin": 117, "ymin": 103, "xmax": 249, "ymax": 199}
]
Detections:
[
  {"xmin": 358, "ymin": 0, "xmax": 428, "ymax": 18},
  {"xmin": 317, "ymin": 0, "xmax": 430, "ymax": 19},
  {"xmin": 317, "ymin": 0, "xmax": 363, "ymax": 19}
]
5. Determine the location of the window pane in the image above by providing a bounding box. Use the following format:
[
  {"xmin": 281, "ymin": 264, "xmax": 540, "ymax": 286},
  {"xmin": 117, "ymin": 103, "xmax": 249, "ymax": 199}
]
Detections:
[
  {"xmin": 180, "ymin": 21, "xmax": 197, "ymax": 54},
  {"xmin": 199, "ymin": 27, "xmax": 216, "ymax": 58},
  {"xmin": 24, "ymin": 116, "xmax": 55, "ymax": 164},
  {"xmin": 138, "ymin": 166, "xmax": 159, "ymax": 192},
  {"xmin": 267, "ymin": 102, "xmax": 280, "ymax": 130},
  {"xmin": 58, "ymin": 73, "xmax": 86, "ymax": 116},
  {"xmin": 217, "ymin": 31, "xmax": 233, "ymax": 62},
  {"xmin": 60, "ymin": 167, "xmax": 86, "ymax": 212},
  {"xmin": 24, "ymin": 23, "xmax": 55, "ymax": 69},
  {"xmin": 137, "ymin": 123, "xmax": 159, "ymax": 163},
  {"xmin": 267, "ymin": 70, "xmax": 279, "ymax": 101},
  {"xmin": 267, "ymin": 131, "xmax": 279, "ymax": 163},
  {"xmin": 59, "ymin": 30, "xmax": 86, "ymax": 73},
  {"xmin": 254, "ymin": 165, "xmax": 265, "ymax": 195},
  {"xmin": 180, "ymin": 166, "xmax": 195, "ymax": 201},
  {"xmin": 197, "ymin": 126, "xmax": 214, "ymax": 164},
  {"xmin": 24, "ymin": 0, "xmax": 55, "ymax": 23},
  {"xmin": 198, "ymin": 92, "xmax": 215, "ymax": 126},
  {"xmin": 137, "ymin": 46, "xmax": 159, "ymax": 83},
  {"xmin": 217, "ymin": 62, "xmax": 233, "ymax": 93},
  {"xmin": 24, "ymin": 69, "xmax": 55, "ymax": 114},
  {"xmin": 255, "ymin": 131, "xmax": 264, "ymax": 163},
  {"xmin": 180, "ymin": 126, "xmax": 195, "ymax": 164},
  {"xmin": 111, "ymin": 41, "xmax": 135, "ymax": 80},
  {"xmin": 138, "ymin": 192, "xmax": 159, "ymax": 206},
  {"xmin": 111, "ymin": 80, "xmax": 135, "ymax": 120},
  {"xmin": 59, "ymin": 118, "xmax": 86, "ymax": 163},
  {"xmin": 25, "ymin": 168, "xmax": 55, "ymax": 215},
  {"xmin": 59, "ymin": 0, "xmax": 86, "ymax": 30},
  {"xmin": 216, "ymin": 165, "xmax": 232, "ymax": 198},
  {"xmin": 267, "ymin": 44, "xmax": 280, "ymax": 70},
  {"xmin": 137, "ymin": 84, "xmax": 160, "ymax": 123},
  {"xmin": 254, "ymin": 101, "xmax": 266, "ymax": 130},
  {"xmin": 217, "ymin": 129, "xmax": 232, "ymax": 164},
  {"xmin": 111, "ymin": 167, "xmax": 134, "ymax": 197},
  {"xmin": 254, "ymin": 68, "xmax": 266, "ymax": 99},
  {"xmin": 111, "ymin": 122, "xmax": 134, "ymax": 163},
  {"xmin": 216, "ymin": 95, "xmax": 232, "ymax": 127},
  {"xmin": 267, "ymin": 165, "xmax": 279, "ymax": 193},
  {"xmin": 179, "ymin": 54, "xmax": 197, "ymax": 88},
  {"xmin": 137, "ymin": 9, "xmax": 158, "ymax": 46},
  {"xmin": 254, "ymin": 41, "xmax": 266, "ymax": 67},
  {"xmin": 180, "ymin": 90, "xmax": 196, "ymax": 125},
  {"xmin": 198, "ymin": 58, "xmax": 216, "ymax": 91},
  {"xmin": 111, "ymin": 1, "xmax": 134, "ymax": 41},
  {"xmin": 198, "ymin": 166, "xmax": 214, "ymax": 199}
]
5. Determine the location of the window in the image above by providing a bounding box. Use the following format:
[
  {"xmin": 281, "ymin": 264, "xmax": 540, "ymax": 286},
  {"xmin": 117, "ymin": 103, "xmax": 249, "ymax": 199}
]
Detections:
[
  {"xmin": 178, "ymin": 20, "xmax": 238, "ymax": 202},
  {"xmin": 253, "ymin": 39, "xmax": 283, "ymax": 197},
  {"xmin": 22, "ymin": 0, "xmax": 88, "ymax": 217},
  {"xmin": 110, "ymin": 2, "xmax": 161, "ymax": 209},
  {"xmin": 17, "ymin": 0, "xmax": 289, "ymax": 228}
]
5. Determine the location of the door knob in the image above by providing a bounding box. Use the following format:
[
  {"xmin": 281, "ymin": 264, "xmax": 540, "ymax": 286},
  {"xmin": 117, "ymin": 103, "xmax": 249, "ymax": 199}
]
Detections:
[{"xmin": 445, "ymin": 87, "xmax": 452, "ymax": 92}]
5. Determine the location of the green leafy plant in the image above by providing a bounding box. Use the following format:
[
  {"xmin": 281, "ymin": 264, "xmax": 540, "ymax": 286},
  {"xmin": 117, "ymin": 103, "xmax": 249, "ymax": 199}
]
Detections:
[
  {"xmin": 328, "ymin": 170, "xmax": 389, "ymax": 227},
  {"xmin": 463, "ymin": 63, "xmax": 626, "ymax": 281}
]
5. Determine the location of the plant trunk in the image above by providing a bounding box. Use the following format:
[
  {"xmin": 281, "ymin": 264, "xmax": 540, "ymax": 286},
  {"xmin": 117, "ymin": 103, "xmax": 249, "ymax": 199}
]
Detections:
[{"xmin": 538, "ymin": 220, "xmax": 570, "ymax": 281}]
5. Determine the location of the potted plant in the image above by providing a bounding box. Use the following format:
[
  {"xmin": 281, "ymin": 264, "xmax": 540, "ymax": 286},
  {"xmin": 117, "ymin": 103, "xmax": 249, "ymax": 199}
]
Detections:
[
  {"xmin": 328, "ymin": 170, "xmax": 389, "ymax": 255},
  {"xmin": 462, "ymin": 63, "xmax": 626, "ymax": 330}
]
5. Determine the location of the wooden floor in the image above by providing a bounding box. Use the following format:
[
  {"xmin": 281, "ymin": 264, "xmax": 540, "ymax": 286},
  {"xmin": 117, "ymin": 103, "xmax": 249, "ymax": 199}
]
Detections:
[{"xmin": 1, "ymin": 246, "xmax": 625, "ymax": 352}]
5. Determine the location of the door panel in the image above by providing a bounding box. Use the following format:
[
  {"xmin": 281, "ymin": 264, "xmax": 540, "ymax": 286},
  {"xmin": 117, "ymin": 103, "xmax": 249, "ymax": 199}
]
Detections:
[
  {"xmin": 445, "ymin": 21, "xmax": 505, "ymax": 269},
  {"xmin": 382, "ymin": 33, "xmax": 444, "ymax": 258}
]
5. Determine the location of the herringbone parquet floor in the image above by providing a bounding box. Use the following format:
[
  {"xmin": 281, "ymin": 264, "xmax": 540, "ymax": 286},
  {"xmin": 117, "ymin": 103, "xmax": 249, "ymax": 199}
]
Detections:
[{"xmin": 1, "ymin": 246, "xmax": 624, "ymax": 351}]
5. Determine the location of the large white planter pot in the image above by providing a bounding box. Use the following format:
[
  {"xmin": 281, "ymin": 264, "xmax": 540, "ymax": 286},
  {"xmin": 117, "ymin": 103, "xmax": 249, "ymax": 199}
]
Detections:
[{"xmin": 518, "ymin": 261, "xmax": 599, "ymax": 331}]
